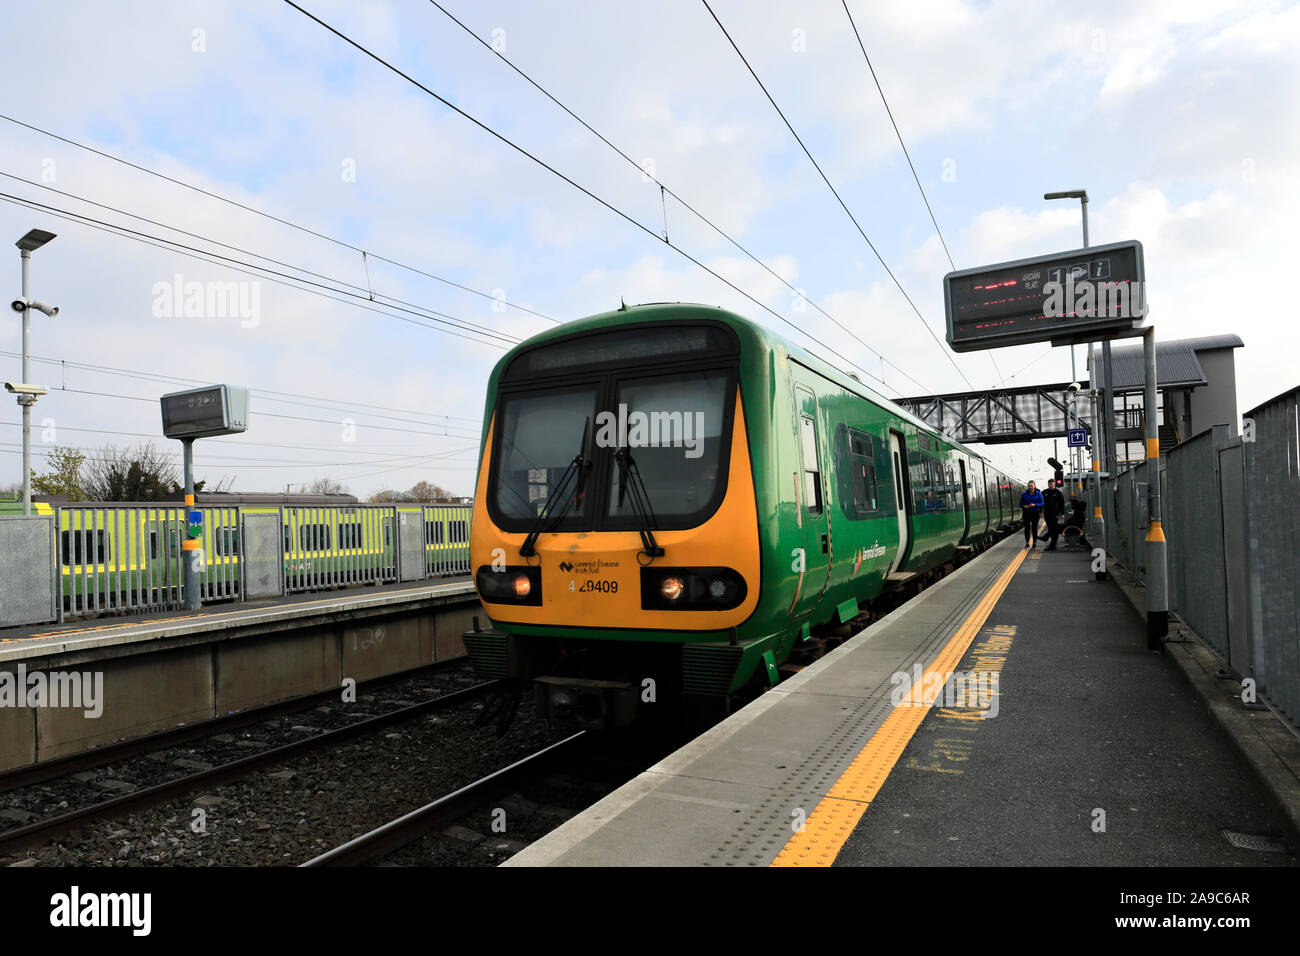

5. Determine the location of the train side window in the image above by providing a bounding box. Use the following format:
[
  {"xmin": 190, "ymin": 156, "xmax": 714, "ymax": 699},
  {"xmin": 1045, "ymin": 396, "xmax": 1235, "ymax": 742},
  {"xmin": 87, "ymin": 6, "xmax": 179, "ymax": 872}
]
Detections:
[
  {"xmin": 450, "ymin": 520, "xmax": 468, "ymax": 543},
  {"xmin": 908, "ymin": 451, "xmax": 926, "ymax": 513},
  {"xmin": 299, "ymin": 524, "xmax": 331, "ymax": 551},
  {"xmin": 60, "ymin": 529, "xmax": 108, "ymax": 565},
  {"xmin": 799, "ymin": 414, "xmax": 822, "ymax": 515},
  {"xmin": 834, "ymin": 426, "xmax": 879, "ymax": 520},
  {"xmin": 426, "ymin": 520, "xmax": 445, "ymax": 544},
  {"xmin": 213, "ymin": 527, "xmax": 238, "ymax": 555}
]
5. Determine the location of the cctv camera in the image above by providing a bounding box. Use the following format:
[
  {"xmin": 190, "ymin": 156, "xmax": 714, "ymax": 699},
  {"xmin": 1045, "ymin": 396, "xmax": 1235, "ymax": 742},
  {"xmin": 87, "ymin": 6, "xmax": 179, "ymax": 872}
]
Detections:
[
  {"xmin": 1068, "ymin": 382, "xmax": 1081, "ymax": 392},
  {"xmin": 27, "ymin": 299, "xmax": 58, "ymax": 317},
  {"xmin": 10, "ymin": 297, "xmax": 27, "ymax": 313}
]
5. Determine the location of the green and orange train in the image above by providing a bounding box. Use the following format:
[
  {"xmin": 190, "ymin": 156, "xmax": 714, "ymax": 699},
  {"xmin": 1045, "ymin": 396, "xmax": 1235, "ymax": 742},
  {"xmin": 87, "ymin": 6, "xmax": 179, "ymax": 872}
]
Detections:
[{"xmin": 466, "ymin": 302, "xmax": 1026, "ymax": 727}]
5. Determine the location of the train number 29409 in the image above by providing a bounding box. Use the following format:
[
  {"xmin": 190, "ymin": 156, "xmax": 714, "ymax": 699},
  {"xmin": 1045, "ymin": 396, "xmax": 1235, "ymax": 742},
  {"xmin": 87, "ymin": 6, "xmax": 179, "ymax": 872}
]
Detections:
[{"xmin": 569, "ymin": 579, "xmax": 618, "ymax": 594}]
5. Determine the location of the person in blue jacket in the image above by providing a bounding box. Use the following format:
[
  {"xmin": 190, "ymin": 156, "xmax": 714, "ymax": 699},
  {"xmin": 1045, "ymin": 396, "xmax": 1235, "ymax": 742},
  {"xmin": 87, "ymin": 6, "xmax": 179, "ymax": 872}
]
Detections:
[{"xmin": 1020, "ymin": 480, "xmax": 1045, "ymax": 549}]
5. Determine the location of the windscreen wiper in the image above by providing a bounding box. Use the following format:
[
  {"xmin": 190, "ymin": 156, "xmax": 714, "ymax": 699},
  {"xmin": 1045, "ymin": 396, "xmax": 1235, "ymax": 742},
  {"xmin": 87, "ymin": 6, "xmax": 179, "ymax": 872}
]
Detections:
[
  {"xmin": 615, "ymin": 446, "xmax": 664, "ymax": 558},
  {"xmin": 519, "ymin": 417, "xmax": 591, "ymax": 557}
]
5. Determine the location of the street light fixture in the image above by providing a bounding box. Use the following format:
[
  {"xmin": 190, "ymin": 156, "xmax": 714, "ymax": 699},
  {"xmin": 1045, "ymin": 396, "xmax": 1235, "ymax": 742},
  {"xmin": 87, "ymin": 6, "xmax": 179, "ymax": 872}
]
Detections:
[{"xmin": 13, "ymin": 228, "xmax": 58, "ymax": 515}]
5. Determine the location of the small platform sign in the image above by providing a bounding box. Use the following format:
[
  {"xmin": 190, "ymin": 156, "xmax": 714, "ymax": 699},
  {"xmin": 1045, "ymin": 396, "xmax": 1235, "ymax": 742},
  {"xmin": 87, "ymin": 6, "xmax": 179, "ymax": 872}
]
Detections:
[{"xmin": 1067, "ymin": 427, "xmax": 1087, "ymax": 447}]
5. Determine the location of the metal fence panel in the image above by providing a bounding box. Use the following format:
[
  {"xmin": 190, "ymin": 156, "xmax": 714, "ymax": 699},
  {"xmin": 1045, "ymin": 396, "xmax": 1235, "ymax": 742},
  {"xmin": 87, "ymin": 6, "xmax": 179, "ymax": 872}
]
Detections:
[
  {"xmin": 282, "ymin": 504, "xmax": 399, "ymax": 595},
  {"xmin": 58, "ymin": 506, "xmax": 187, "ymax": 621},
  {"xmin": 201, "ymin": 506, "xmax": 240, "ymax": 602},
  {"xmin": 1165, "ymin": 425, "xmax": 1230, "ymax": 659},
  {"xmin": 241, "ymin": 511, "xmax": 284, "ymax": 600},
  {"xmin": 0, "ymin": 516, "xmax": 57, "ymax": 627},
  {"xmin": 397, "ymin": 509, "xmax": 423, "ymax": 582},
  {"xmin": 1111, "ymin": 468, "xmax": 1137, "ymax": 575},
  {"xmin": 1217, "ymin": 439, "xmax": 1252, "ymax": 676},
  {"xmin": 1244, "ymin": 389, "xmax": 1300, "ymax": 723},
  {"xmin": 423, "ymin": 504, "xmax": 472, "ymax": 576}
]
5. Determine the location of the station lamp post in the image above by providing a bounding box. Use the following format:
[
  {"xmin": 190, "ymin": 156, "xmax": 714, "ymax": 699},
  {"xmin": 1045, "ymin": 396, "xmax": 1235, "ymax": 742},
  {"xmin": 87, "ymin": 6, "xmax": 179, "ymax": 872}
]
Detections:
[
  {"xmin": 10, "ymin": 229, "xmax": 59, "ymax": 515},
  {"xmin": 1043, "ymin": 191, "xmax": 1089, "ymax": 495}
]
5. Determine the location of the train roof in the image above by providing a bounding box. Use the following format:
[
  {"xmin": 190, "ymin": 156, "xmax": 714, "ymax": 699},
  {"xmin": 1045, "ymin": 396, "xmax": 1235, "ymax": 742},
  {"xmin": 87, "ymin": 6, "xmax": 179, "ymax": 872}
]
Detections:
[{"xmin": 487, "ymin": 301, "xmax": 1022, "ymax": 480}]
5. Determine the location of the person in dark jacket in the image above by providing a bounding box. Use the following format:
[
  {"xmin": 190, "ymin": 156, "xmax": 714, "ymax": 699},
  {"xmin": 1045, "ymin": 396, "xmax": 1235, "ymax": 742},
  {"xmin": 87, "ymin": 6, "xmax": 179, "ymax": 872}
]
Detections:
[
  {"xmin": 1038, "ymin": 479, "xmax": 1066, "ymax": 550},
  {"xmin": 1020, "ymin": 481, "xmax": 1044, "ymax": 548}
]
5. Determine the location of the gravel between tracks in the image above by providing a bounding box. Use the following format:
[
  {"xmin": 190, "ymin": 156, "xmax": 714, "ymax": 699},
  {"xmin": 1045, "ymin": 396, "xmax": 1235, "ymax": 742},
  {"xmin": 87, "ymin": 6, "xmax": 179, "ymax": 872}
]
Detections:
[{"xmin": 2, "ymin": 678, "xmax": 561, "ymax": 867}]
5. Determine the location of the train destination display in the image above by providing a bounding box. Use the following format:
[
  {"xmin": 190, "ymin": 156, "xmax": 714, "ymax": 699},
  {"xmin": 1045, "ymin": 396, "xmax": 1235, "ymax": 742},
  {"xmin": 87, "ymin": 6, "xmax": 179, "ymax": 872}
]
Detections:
[{"xmin": 944, "ymin": 239, "xmax": 1146, "ymax": 352}]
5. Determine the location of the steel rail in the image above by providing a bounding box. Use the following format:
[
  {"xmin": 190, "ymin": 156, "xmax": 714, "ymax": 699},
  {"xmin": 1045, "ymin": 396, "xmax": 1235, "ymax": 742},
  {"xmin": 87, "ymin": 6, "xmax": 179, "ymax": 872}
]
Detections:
[
  {"xmin": 301, "ymin": 731, "xmax": 588, "ymax": 867},
  {"xmin": 0, "ymin": 679, "xmax": 497, "ymax": 857}
]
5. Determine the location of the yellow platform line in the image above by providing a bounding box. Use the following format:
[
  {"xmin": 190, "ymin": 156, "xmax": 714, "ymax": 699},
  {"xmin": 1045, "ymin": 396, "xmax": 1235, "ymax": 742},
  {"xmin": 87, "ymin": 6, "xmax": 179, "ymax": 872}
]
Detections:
[{"xmin": 771, "ymin": 545, "xmax": 1028, "ymax": 867}]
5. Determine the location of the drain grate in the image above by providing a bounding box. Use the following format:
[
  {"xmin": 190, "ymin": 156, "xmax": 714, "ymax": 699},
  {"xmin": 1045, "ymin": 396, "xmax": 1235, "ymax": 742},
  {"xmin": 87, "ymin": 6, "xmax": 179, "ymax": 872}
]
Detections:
[{"xmin": 1221, "ymin": 830, "xmax": 1285, "ymax": 853}]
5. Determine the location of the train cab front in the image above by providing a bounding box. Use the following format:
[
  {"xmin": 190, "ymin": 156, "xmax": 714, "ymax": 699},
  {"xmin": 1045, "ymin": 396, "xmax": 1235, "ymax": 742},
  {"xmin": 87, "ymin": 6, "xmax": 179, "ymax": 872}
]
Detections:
[{"xmin": 465, "ymin": 315, "xmax": 762, "ymax": 730}]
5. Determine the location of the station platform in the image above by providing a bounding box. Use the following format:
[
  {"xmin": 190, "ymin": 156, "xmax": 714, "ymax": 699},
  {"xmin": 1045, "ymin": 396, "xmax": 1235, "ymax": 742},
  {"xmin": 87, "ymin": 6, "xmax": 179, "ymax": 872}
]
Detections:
[
  {"xmin": 0, "ymin": 576, "xmax": 475, "ymax": 666},
  {"xmin": 507, "ymin": 536, "xmax": 1300, "ymax": 867}
]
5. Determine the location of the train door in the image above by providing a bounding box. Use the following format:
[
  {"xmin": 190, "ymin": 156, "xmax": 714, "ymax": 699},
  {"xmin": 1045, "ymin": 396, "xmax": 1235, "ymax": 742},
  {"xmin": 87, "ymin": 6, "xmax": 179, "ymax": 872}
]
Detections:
[
  {"xmin": 888, "ymin": 430, "xmax": 910, "ymax": 574},
  {"xmin": 958, "ymin": 458, "xmax": 971, "ymax": 542},
  {"xmin": 790, "ymin": 377, "xmax": 832, "ymax": 622}
]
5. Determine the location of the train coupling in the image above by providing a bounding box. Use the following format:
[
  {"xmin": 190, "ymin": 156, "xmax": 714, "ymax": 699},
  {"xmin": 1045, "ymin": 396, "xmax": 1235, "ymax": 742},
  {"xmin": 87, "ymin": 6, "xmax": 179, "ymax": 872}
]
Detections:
[{"xmin": 534, "ymin": 676, "xmax": 637, "ymax": 730}]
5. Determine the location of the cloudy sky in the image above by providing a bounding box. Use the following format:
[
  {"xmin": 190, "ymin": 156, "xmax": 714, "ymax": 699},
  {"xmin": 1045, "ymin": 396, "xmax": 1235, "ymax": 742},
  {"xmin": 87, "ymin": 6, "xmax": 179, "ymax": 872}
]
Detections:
[{"xmin": 1, "ymin": 0, "xmax": 1295, "ymax": 498}]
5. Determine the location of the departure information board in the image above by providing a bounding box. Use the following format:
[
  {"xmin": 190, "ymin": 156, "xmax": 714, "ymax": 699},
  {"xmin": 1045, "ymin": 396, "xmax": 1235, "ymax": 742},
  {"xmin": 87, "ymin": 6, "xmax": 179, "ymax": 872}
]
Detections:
[
  {"xmin": 944, "ymin": 240, "xmax": 1145, "ymax": 351},
  {"xmin": 161, "ymin": 385, "xmax": 249, "ymax": 439}
]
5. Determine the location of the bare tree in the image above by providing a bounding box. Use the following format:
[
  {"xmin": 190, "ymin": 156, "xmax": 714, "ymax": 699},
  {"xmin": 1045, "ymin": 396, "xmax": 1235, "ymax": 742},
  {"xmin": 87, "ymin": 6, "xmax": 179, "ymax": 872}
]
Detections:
[
  {"xmin": 367, "ymin": 480, "xmax": 458, "ymax": 503},
  {"xmin": 305, "ymin": 477, "xmax": 350, "ymax": 496},
  {"xmin": 82, "ymin": 442, "xmax": 180, "ymax": 502},
  {"xmin": 407, "ymin": 480, "xmax": 456, "ymax": 502}
]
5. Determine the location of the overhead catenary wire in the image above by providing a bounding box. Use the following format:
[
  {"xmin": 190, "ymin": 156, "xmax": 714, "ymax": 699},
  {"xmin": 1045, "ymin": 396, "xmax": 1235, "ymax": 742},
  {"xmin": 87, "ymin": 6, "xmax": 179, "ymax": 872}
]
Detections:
[
  {"xmin": 0, "ymin": 186, "xmax": 519, "ymax": 350},
  {"xmin": 39, "ymin": 386, "xmax": 481, "ymax": 440},
  {"xmin": 282, "ymin": 0, "xmax": 914, "ymax": 399},
  {"xmin": 1, "ymin": 431, "xmax": 478, "ymax": 468},
  {"xmin": 0, "ymin": 112, "xmax": 558, "ymax": 325},
  {"xmin": 0, "ymin": 171, "xmax": 526, "ymax": 352},
  {"xmin": 0, "ymin": 195, "xmax": 513, "ymax": 354},
  {"xmin": 699, "ymin": 0, "xmax": 975, "ymax": 392},
  {"xmin": 2, "ymin": 350, "xmax": 483, "ymax": 429},
  {"xmin": 839, "ymin": 0, "xmax": 1003, "ymax": 391},
  {"xmin": 425, "ymin": 0, "xmax": 936, "ymax": 397}
]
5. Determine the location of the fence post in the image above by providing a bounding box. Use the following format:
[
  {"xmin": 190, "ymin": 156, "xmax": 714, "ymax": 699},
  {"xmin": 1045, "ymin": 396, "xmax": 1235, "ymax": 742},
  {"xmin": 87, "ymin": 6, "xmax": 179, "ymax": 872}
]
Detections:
[{"xmin": 1142, "ymin": 328, "xmax": 1169, "ymax": 649}]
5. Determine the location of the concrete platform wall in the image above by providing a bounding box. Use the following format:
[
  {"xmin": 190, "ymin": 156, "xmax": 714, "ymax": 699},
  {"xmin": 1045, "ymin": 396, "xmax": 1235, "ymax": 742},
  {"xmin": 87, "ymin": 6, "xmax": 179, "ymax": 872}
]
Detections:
[{"xmin": 0, "ymin": 598, "xmax": 482, "ymax": 772}]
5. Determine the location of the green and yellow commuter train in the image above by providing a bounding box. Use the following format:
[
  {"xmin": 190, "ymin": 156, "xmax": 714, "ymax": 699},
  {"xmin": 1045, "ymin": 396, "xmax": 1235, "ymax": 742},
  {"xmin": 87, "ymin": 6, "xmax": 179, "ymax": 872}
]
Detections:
[{"xmin": 466, "ymin": 303, "xmax": 1026, "ymax": 728}]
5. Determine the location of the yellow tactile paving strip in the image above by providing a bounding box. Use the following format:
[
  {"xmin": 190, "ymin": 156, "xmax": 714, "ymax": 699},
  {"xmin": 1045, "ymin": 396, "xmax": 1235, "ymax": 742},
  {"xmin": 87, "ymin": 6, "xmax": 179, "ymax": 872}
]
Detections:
[{"xmin": 771, "ymin": 546, "xmax": 1028, "ymax": 867}]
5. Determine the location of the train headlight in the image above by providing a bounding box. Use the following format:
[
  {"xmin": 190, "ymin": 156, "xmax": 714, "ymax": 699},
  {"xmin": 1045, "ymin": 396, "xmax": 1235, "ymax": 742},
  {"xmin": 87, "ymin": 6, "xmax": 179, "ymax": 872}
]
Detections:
[
  {"xmin": 660, "ymin": 576, "xmax": 685, "ymax": 602},
  {"xmin": 641, "ymin": 567, "xmax": 747, "ymax": 611},
  {"xmin": 475, "ymin": 565, "xmax": 541, "ymax": 606}
]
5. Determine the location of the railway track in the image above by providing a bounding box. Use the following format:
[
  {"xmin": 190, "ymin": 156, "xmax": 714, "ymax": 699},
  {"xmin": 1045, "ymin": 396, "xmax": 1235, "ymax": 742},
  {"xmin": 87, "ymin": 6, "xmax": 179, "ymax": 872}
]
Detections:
[
  {"xmin": 302, "ymin": 731, "xmax": 589, "ymax": 866},
  {"xmin": 0, "ymin": 678, "xmax": 497, "ymax": 858},
  {"xmin": 0, "ymin": 658, "xmax": 471, "ymax": 793}
]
